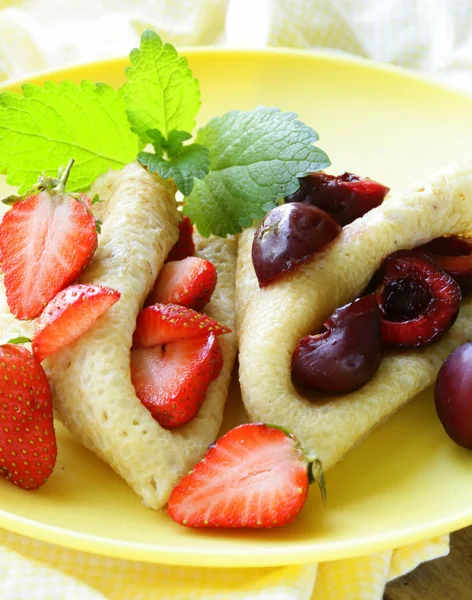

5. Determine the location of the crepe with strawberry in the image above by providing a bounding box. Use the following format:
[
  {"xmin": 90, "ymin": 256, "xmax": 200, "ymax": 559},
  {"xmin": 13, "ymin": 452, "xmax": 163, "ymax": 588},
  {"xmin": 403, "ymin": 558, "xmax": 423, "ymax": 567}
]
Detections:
[{"xmin": 45, "ymin": 163, "xmax": 237, "ymax": 509}]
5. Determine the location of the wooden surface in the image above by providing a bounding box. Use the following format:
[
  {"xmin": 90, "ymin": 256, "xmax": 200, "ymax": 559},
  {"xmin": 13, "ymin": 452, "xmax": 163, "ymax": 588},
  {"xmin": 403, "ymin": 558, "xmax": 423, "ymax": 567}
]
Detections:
[{"xmin": 384, "ymin": 526, "xmax": 472, "ymax": 599}]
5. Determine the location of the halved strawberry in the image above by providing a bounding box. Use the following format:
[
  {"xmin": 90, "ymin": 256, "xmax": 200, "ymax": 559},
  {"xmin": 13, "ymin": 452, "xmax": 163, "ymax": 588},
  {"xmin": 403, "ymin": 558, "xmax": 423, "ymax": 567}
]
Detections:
[
  {"xmin": 130, "ymin": 334, "xmax": 223, "ymax": 428},
  {"xmin": 0, "ymin": 163, "xmax": 98, "ymax": 320},
  {"xmin": 168, "ymin": 423, "xmax": 312, "ymax": 528},
  {"xmin": 32, "ymin": 284, "xmax": 120, "ymax": 362},
  {"xmin": 166, "ymin": 216, "xmax": 195, "ymax": 262},
  {"xmin": 0, "ymin": 344, "xmax": 57, "ymax": 490},
  {"xmin": 133, "ymin": 303, "xmax": 231, "ymax": 348},
  {"xmin": 146, "ymin": 257, "xmax": 217, "ymax": 311}
]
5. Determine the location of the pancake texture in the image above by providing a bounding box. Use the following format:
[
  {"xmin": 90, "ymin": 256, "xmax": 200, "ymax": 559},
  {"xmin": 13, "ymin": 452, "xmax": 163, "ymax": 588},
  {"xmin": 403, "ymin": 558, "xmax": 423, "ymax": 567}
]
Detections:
[
  {"xmin": 0, "ymin": 163, "xmax": 237, "ymax": 509},
  {"xmin": 237, "ymin": 158, "xmax": 472, "ymax": 469}
]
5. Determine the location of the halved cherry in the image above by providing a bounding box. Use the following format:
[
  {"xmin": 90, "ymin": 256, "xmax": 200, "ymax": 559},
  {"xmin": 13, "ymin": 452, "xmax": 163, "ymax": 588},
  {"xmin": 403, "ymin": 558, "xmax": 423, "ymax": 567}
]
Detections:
[
  {"xmin": 252, "ymin": 203, "xmax": 341, "ymax": 287},
  {"xmin": 292, "ymin": 294, "xmax": 382, "ymax": 394},
  {"xmin": 417, "ymin": 235, "xmax": 472, "ymax": 293},
  {"xmin": 374, "ymin": 250, "xmax": 461, "ymax": 347},
  {"xmin": 285, "ymin": 172, "xmax": 389, "ymax": 226}
]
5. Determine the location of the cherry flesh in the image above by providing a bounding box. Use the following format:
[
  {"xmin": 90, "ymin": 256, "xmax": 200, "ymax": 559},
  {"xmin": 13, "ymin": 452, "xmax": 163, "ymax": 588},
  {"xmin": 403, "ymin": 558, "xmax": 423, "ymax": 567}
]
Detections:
[
  {"xmin": 285, "ymin": 172, "xmax": 390, "ymax": 226},
  {"xmin": 292, "ymin": 294, "xmax": 382, "ymax": 394},
  {"xmin": 417, "ymin": 235, "xmax": 472, "ymax": 293},
  {"xmin": 252, "ymin": 202, "xmax": 341, "ymax": 287},
  {"xmin": 435, "ymin": 343, "xmax": 472, "ymax": 449},
  {"xmin": 375, "ymin": 250, "xmax": 461, "ymax": 347}
]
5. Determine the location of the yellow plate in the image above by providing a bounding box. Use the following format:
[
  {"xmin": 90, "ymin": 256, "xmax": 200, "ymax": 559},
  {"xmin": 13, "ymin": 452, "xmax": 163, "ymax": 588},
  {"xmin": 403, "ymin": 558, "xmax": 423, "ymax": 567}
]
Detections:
[{"xmin": 1, "ymin": 49, "xmax": 472, "ymax": 568}]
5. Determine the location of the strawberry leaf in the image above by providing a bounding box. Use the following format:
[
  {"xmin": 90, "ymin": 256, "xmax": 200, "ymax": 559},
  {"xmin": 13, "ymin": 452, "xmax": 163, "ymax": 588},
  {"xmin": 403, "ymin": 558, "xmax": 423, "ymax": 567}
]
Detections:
[
  {"xmin": 123, "ymin": 30, "xmax": 200, "ymax": 143},
  {"xmin": 0, "ymin": 81, "xmax": 140, "ymax": 194}
]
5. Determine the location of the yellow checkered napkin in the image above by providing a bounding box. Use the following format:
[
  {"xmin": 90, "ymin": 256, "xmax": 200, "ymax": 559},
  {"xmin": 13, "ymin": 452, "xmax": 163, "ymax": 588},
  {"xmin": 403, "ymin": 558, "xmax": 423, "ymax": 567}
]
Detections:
[{"xmin": 0, "ymin": 528, "xmax": 449, "ymax": 599}]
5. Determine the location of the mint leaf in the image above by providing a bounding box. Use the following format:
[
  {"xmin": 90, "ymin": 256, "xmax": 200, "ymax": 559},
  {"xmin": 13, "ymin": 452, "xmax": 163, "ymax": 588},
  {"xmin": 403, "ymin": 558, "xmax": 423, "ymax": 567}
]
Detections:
[
  {"xmin": 183, "ymin": 107, "xmax": 331, "ymax": 237},
  {"xmin": 0, "ymin": 81, "xmax": 140, "ymax": 193},
  {"xmin": 123, "ymin": 30, "xmax": 200, "ymax": 143},
  {"xmin": 139, "ymin": 143, "xmax": 209, "ymax": 196},
  {"xmin": 165, "ymin": 130, "xmax": 192, "ymax": 156}
]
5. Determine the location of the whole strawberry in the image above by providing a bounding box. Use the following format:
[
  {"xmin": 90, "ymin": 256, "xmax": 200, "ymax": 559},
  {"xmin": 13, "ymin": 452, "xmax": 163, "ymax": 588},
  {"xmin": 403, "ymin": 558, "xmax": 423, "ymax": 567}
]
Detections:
[
  {"xmin": 0, "ymin": 344, "xmax": 57, "ymax": 490},
  {"xmin": 0, "ymin": 159, "xmax": 99, "ymax": 320}
]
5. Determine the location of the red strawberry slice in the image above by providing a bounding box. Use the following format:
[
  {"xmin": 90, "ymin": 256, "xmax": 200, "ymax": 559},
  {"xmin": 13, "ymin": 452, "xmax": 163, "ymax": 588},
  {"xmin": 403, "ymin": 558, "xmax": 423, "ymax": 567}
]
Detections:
[
  {"xmin": 130, "ymin": 334, "xmax": 223, "ymax": 428},
  {"xmin": 166, "ymin": 216, "xmax": 195, "ymax": 262},
  {"xmin": 146, "ymin": 257, "xmax": 217, "ymax": 311},
  {"xmin": 133, "ymin": 303, "xmax": 231, "ymax": 348},
  {"xmin": 32, "ymin": 284, "xmax": 121, "ymax": 362},
  {"xmin": 168, "ymin": 423, "xmax": 311, "ymax": 528},
  {"xmin": 0, "ymin": 344, "xmax": 57, "ymax": 490},
  {"xmin": 0, "ymin": 188, "xmax": 98, "ymax": 320}
]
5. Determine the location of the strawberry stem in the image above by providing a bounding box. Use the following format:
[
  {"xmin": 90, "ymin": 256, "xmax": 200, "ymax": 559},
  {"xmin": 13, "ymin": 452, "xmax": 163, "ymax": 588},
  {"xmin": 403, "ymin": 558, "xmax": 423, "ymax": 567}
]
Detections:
[
  {"xmin": 308, "ymin": 456, "xmax": 327, "ymax": 505},
  {"xmin": 7, "ymin": 336, "xmax": 32, "ymax": 344},
  {"xmin": 53, "ymin": 158, "xmax": 75, "ymax": 194}
]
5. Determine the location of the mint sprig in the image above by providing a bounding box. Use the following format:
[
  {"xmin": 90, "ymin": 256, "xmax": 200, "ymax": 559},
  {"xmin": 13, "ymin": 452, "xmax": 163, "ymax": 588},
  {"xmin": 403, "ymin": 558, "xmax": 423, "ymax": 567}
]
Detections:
[
  {"xmin": 138, "ymin": 130, "xmax": 209, "ymax": 196},
  {"xmin": 183, "ymin": 108, "xmax": 331, "ymax": 237},
  {"xmin": 0, "ymin": 31, "xmax": 332, "ymax": 239},
  {"xmin": 0, "ymin": 81, "xmax": 140, "ymax": 193}
]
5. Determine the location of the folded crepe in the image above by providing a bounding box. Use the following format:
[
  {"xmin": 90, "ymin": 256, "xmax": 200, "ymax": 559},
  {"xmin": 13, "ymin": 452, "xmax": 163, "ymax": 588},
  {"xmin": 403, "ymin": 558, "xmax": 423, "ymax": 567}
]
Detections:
[
  {"xmin": 237, "ymin": 158, "xmax": 472, "ymax": 470},
  {"xmin": 0, "ymin": 163, "xmax": 237, "ymax": 509}
]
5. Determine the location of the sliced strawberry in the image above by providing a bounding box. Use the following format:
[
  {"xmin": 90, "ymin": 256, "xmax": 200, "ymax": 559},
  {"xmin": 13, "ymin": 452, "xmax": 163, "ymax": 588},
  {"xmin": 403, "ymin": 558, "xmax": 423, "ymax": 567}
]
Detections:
[
  {"xmin": 130, "ymin": 334, "xmax": 223, "ymax": 428},
  {"xmin": 0, "ymin": 344, "xmax": 57, "ymax": 490},
  {"xmin": 0, "ymin": 188, "xmax": 98, "ymax": 320},
  {"xmin": 168, "ymin": 423, "xmax": 310, "ymax": 528},
  {"xmin": 32, "ymin": 284, "xmax": 120, "ymax": 362},
  {"xmin": 209, "ymin": 335, "xmax": 224, "ymax": 381},
  {"xmin": 166, "ymin": 216, "xmax": 195, "ymax": 262},
  {"xmin": 146, "ymin": 257, "xmax": 217, "ymax": 311},
  {"xmin": 133, "ymin": 303, "xmax": 231, "ymax": 348}
]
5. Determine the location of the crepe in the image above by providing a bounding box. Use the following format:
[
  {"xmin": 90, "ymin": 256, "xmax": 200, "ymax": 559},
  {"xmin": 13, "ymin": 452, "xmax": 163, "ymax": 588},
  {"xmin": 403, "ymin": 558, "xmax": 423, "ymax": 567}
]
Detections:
[
  {"xmin": 0, "ymin": 163, "xmax": 237, "ymax": 509},
  {"xmin": 237, "ymin": 158, "xmax": 472, "ymax": 470}
]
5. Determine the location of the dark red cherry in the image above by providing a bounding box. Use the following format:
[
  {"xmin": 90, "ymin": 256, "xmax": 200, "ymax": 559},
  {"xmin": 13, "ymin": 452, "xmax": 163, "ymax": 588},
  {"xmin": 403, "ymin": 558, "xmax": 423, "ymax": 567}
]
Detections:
[
  {"xmin": 417, "ymin": 235, "xmax": 472, "ymax": 293},
  {"xmin": 435, "ymin": 343, "xmax": 472, "ymax": 449},
  {"xmin": 292, "ymin": 294, "xmax": 382, "ymax": 394},
  {"xmin": 252, "ymin": 203, "xmax": 341, "ymax": 287},
  {"xmin": 375, "ymin": 250, "xmax": 461, "ymax": 347},
  {"xmin": 285, "ymin": 172, "xmax": 389, "ymax": 226}
]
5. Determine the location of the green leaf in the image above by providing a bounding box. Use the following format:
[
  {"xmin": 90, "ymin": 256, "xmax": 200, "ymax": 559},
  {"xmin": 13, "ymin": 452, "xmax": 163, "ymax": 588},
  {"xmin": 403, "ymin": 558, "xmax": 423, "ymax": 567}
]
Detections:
[
  {"xmin": 91, "ymin": 194, "xmax": 102, "ymax": 205},
  {"xmin": 183, "ymin": 107, "xmax": 331, "ymax": 237},
  {"xmin": 0, "ymin": 81, "xmax": 140, "ymax": 194},
  {"xmin": 7, "ymin": 336, "xmax": 31, "ymax": 344},
  {"xmin": 139, "ymin": 143, "xmax": 210, "ymax": 196},
  {"xmin": 146, "ymin": 129, "xmax": 192, "ymax": 158},
  {"xmin": 123, "ymin": 30, "xmax": 200, "ymax": 143},
  {"xmin": 165, "ymin": 130, "xmax": 192, "ymax": 157}
]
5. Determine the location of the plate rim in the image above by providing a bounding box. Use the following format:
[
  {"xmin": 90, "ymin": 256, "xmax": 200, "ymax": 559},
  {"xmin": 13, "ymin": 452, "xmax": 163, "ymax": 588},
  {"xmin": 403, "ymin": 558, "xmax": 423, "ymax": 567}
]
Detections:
[
  {"xmin": 1, "ymin": 503, "xmax": 469, "ymax": 567},
  {"xmin": 1, "ymin": 48, "xmax": 472, "ymax": 567}
]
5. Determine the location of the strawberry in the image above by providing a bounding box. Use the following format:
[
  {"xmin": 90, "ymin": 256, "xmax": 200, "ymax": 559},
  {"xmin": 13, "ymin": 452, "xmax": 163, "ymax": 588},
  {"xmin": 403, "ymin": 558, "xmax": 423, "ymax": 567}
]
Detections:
[
  {"xmin": 166, "ymin": 216, "xmax": 195, "ymax": 262},
  {"xmin": 130, "ymin": 334, "xmax": 223, "ymax": 428},
  {"xmin": 0, "ymin": 344, "xmax": 57, "ymax": 490},
  {"xmin": 0, "ymin": 161, "xmax": 98, "ymax": 320},
  {"xmin": 133, "ymin": 303, "xmax": 231, "ymax": 348},
  {"xmin": 168, "ymin": 423, "xmax": 313, "ymax": 528},
  {"xmin": 146, "ymin": 257, "xmax": 217, "ymax": 311},
  {"xmin": 32, "ymin": 284, "xmax": 121, "ymax": 363}
]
